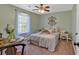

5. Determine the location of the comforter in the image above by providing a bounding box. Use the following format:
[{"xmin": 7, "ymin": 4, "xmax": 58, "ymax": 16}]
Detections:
[{"xmin": 28, "ymin": 32, "xmax": 59, "ymax": 51}]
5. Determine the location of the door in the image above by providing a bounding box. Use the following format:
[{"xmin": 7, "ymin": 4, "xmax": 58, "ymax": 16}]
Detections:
[
  {"xmin": 72, "ymin": 5, "xmax": 79, "ymax": 55},
  {"xmin": 76, "ymin": 5, "xmax": 79, "ymax": 43}
]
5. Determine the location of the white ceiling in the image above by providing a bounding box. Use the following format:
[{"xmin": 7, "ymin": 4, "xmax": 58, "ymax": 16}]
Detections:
[{"xmin": 12, "ymin": 4, "xmax": 73, "ymax": 15}]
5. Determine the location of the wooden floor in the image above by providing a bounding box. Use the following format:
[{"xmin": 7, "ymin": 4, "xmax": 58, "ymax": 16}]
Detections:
[{"xmin": 18, "ymin": 40, "xmax": 75, "ymax": 55}]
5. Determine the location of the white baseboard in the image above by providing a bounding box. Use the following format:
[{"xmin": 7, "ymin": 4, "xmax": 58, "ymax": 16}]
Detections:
[{"xmin": 72, "ymin": 40, "xmax": 76, "ymax": 55}]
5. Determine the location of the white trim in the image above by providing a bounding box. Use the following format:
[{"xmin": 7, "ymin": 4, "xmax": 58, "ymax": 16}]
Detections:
[{"xmin": 72, "ymin": 40, "xmax": 76, "ymax": 55}]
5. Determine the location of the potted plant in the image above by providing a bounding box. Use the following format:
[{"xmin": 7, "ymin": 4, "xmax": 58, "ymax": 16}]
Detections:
[{"xmin": 5, "ymin": 24, "xmax": 15, "ymax": 42}]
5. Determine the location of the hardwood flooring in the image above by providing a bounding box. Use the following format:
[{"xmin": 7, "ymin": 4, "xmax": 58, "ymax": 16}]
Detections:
[{"xmin": 18, "ymin": 40, "xmax": 75, "ymax": 55}]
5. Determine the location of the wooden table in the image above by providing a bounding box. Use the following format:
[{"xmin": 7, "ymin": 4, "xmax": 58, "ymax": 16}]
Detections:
[
  {"xmin": 0, "ymin": 38, "xmax": 23, "ymax": 47},
  {"xmin": 0, "ymin": 38, "xmax": 26, "ymax": 55}
]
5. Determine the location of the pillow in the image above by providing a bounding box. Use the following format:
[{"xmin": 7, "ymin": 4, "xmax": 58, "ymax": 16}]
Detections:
[
  {"xmin": 52, "ymin": 28, "xmax": 58, "ymax": 33},
  {"xmin": 47, "ymin": 28, "xmax": 58, "ymax": 34},
  {"xmin": 41, "ymin": 28, "xmax": 56, "ymax": 34},
  {"xmin": 42, "ymin": 30, "xmax": 50, "ymax": 34},
  {"xmin": 39, "ymin": 27, "xmax": 58, "ymax": 34},
  {"xmin": 38, "ymin": 28, "xmax": 45, "ymax": 32},
  {"xmin": 40, "ymin": 28, "xmax": 50, "ymax": 34}
]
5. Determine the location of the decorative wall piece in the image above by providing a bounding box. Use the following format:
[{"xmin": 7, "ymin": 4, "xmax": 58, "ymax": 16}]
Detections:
[{"xmin": 48, "ymin": 16, "xmax": 57, "ymax": 27}]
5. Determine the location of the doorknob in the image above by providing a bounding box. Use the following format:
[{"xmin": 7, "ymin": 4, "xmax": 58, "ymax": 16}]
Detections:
[{"xmin": 75, "ymin": 33, "xmax": 78, "ymax": 35}]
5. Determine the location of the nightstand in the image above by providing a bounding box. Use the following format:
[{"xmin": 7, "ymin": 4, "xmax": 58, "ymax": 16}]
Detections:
[{"xmin": 60, "ymin": 32, "xmax": 70, "ymax": 42}]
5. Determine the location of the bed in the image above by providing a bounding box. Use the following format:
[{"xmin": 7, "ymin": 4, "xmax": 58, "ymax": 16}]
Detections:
[{"xmin": 28, "ymin": 28, "xmax": 59, "ymax": 51}]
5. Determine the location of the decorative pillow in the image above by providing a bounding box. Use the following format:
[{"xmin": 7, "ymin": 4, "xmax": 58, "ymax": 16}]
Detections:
[
  {"xmin": 41, "ymin": 29, "xmax": 50, "ymax": 34},
  {"xmin": 47, "ymin": 28, "xmax": 58, "ymax": 34},
  {"xmin": 39, "ymin": 28, "xmax": 50, "ymax": 34},
  {"xmin": 52, "ymin": 28, "xmax": 58, "ymax": 33},
  {"xmin": 39, "ymin": 27, "xmax": 58, "ymax": 34},
  {"xmin": 38, "ymin": 28, "xmax": 45, "ymax": 32}
]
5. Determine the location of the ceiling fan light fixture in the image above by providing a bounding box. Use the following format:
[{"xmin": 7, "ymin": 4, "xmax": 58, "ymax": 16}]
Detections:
[
  {"xmin": 38, "ymin": 9, "xmax": 41, "ymax": 12},
  {"xmin": 38, "ymin": 9, "xmax": 44, "ymax": 13},
  {"xmin": 41, "ymin": 10, "xmax": 44, "ymax": 13}
]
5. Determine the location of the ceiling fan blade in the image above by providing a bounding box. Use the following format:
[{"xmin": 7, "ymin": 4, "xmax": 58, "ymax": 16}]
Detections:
[
  {"xmin": 45, "ymin": 6, "xmax": 50, "ymax": 8},
  {"xmin": 45, "ymin": 10, "xmax": 50, "ymax": 12},
  {"xmin": 35, "ymin": 6, "xmax": 39, "ymax": 8},
  {"xmin": 32, "ymin": 9, "xmax": 39, "ymax": 11}
]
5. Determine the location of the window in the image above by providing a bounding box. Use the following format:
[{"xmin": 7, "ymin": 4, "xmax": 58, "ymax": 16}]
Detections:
[{"xmin": 17, "ymin": 12, "xmax": 30, "ymax": 35}]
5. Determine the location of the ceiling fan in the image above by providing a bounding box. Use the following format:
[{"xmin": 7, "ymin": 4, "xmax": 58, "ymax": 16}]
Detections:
[{"xmin": 33, "ymin": 4, "xmax": 50, "ymax": 13}]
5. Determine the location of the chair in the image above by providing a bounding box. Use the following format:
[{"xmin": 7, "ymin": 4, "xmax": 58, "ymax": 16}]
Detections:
[
  {"xmin": 0, "ymin": 33, "xmax": 2, "ymax": 38},
  {"xmin": 60, "ymin": 30, "xmax": 70, "ymax": 42},
  {"xmin": 0, "ymin": 43, "xmax": 26, "ymax": 55}
]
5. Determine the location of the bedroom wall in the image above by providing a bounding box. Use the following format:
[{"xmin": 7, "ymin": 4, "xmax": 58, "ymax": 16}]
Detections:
[
  {"xmin": 0, "ymin": 4, "xmax": 40, "ymax": 37},
  {"xmin": 0, "ymin": 4, "xmax": 73, "ymax": 38},
  {"xmin": 39, "ymin": 11, "xmax": 72, "ymax": 33},
  {"xmin": 72, "ymin": 5, "xmax": 77, "ymax": 42}
]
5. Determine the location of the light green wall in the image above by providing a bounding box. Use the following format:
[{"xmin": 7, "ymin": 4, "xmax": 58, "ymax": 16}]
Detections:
[
  {"xmin": 0, "ymin": 5, "xmax": 15, "ymax": 37},
  {"xmin": 0, "ymin": 4, "xmax": 40, "ymax": 37},
  {"xmin": 39, "ymin": 11, "xmax": 72, "ymax": 33},
  {"xmin": 72, "ymin": 5, "xmax": 77, "ymax": 42},
  {"xmin": 0, "ymin": 4, "xmax": 73, "ymax": 37}
]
